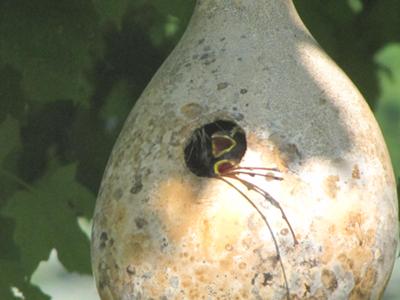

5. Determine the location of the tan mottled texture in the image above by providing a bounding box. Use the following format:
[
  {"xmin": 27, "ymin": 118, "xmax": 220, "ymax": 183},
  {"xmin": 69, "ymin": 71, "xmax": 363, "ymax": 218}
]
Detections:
[{"xmin": 91, "ymin": 0, "xmax": 399, "ymax": 299}]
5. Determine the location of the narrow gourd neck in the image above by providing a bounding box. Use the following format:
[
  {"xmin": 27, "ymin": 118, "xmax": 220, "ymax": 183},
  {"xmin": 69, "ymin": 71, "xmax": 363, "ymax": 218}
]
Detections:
[
  {"xmin": 187, "ymin": 0, "xmax": 309, "ymax": 44},
  {"xmin": 194, "ymin": 0, "xmax": 296, "ymax": 24}
]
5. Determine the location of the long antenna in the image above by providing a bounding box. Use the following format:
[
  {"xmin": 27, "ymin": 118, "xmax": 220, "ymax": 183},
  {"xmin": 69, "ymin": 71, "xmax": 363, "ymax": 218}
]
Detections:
[
  {"xmin": 218, "ymin": 176, "xmax": 291, "ymax": 300},
  {"xmin": 233, "ymin": 166, "xmax": 280, "ymax": 172},
  {"xmin": 226, "ymin": 170, "xmax": 283, "ymax": 181},
  {"xmin": 225, "ymin": 173, "xmax": 298, "ymax": 245}
]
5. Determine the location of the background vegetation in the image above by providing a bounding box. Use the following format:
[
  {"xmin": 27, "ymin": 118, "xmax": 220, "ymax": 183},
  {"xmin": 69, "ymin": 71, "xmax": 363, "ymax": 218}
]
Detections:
[{"xmin": 0, "ymin": 0, "xmax": 399, "ymax": 299}]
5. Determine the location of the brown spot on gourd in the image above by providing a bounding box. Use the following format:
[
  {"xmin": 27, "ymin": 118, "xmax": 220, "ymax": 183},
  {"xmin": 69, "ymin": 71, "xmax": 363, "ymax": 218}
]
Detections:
[
  {"xmin": 262, "ymin": 272, "xmax": 273, "ymax": 286},
  {"xmin": 308, "ymin": 288, "xmax": 328, "ymax": 300},
  {"xmin": 224, "ymin": 243, "xmax": 233, "ymax": 251},
  {"xmin": 363, "ymin": 267, "xmax": 378, "ymax": 289},
  {"xmin": 239, "ymin": 262, "xmax": 247, "ymax": 269},
  {"xmin": 217, "ymin": 82, "xmax": 229, "ymax": 90},
  {"xmin": 337, "ymin": 253, "xmax": 354, "ymax": 271},
  {"xmin": 126, "ymin": 264, "xmax": 135, "ymax": 275},
  {"xmin": 349, "ymin": 266, "xmax": 377, "ymax": 300},
  {"xmin": 344, "ymin": 212, "xmax": 364, "ymax": 237},
  {"xmin": 180, "ymin": 103, "xmax": 204, "ymax": 119},
  {"xmin": 364, "ymin": 228, "xmax": 376, "ymax": 247},
  {"xmin": 125, "ymin": 233, "xmax": 152, "ymax": 262},
  {"xmin": 350, "ymin": 245, "xmax": 374, "ymax": 274},
  {"xmin": 333, "ymin": 212, "xmax": 376, "ymax": 276},
  {"xmin": 352, "ymin": 164, "xmax": 361, "ymax": 179},
  {"xmin": 100, "ymin": 231, "xmax": 108, "ymax": 241},
  {"xmin": 134, "ymin": 217, "xmax": 148, "ymax": 229},
  {"xmin": 320, "ymin": 240, "xmax": 334, "ymax": 264},
  {"xmin": 321, "ymin": 269, "xmax": 338, "ymax": 291},
  {"xmin": 219, "ymin": 257, "xmax": 233, "ymax": 269},
  {"xmin": 195, "ymin": 267, "xmax": 210, "ymax": 283},
  {"xmin": 324, "ymin": 175, "xmax": 339, "ymax": 199},
  {"xmin": 130, "ymin": 175, "xmax": 143, "ymax": 194},
  {"xmin": 200, "ymin": 53, "xmax": 209, "ymax": 60},
  {"xmin": 319, "ymin": 97, "xmax": 328, "ymax": 105},
  {"xmin": 112, "ymin": 205, "xmax": 127, "ymax": 234},
  {"xmin": 240, "ymin": 289, "xmax": 249, "ymax": 298},
  {"xmin": 99, "ymin": 231, "xmax": 108, "ymax": 249}
]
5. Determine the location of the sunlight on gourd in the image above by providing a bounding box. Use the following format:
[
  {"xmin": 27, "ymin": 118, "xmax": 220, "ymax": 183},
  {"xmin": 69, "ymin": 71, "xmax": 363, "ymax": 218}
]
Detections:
[{"xmin": 91, "ymin": 1, "xmax": 398, "ymax": 299}]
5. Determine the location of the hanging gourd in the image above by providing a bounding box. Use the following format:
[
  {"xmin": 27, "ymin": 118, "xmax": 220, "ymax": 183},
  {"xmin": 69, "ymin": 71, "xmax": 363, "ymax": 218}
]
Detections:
[{"xmin": 91, "ymin": 1, "xmax": 399, "ymax": 299}]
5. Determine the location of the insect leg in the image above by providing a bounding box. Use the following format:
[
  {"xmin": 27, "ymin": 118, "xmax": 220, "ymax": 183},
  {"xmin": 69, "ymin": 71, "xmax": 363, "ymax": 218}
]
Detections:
[
  {"xmin": 226, "ymin": 170, "xmax": 283, "ymax": 181},
  {"xmin": 225, "ymin": 174, "xmax": 298, "ymax": 246},
  {"xmin": 234, "ymin": 166, "xmax": 280, "ymax": 172},
  {"xmin": 217, "ymin": 176, "xmax": 291, "ymax": 300}
]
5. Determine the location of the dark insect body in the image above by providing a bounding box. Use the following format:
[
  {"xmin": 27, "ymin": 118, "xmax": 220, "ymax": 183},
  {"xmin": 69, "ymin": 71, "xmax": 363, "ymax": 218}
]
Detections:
[{"xmin": 184, "ymin": 119, "xmax": 298, "ymax": 300}]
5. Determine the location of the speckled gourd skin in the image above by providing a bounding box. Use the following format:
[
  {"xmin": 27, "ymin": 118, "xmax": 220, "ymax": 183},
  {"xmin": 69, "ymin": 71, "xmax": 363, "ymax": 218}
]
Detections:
[{"xmin": 91, "ymin": 1, "xmax": 399, "ymax": 299}]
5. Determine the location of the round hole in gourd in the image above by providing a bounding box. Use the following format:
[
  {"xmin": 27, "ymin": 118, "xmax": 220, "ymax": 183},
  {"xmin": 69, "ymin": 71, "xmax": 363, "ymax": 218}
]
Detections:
[{"xmin": 184, "ymin": 119, "xmax": 247, "ymax": 178}]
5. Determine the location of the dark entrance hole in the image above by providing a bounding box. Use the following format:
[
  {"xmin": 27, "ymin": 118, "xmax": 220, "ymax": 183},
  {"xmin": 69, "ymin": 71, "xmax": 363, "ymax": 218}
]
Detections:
[{"xmin": 184, "ymin": 120, "xmax": 247, "ymax": 177}]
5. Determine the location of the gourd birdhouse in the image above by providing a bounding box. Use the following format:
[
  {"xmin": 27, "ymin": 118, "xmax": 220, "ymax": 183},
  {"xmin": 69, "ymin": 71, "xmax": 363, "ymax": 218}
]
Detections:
[{"xmin": 91, "ymin": 1, "xmax": 399, "ymax": 299}]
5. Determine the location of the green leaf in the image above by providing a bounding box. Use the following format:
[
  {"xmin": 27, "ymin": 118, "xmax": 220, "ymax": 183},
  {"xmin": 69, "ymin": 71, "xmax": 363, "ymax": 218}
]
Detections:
[
  {"xmin": 0, "ymin": 65, "xmax": 27, "ymax": 123},
  {"xmin": 0, "ymin": 259, "xmax": 50, "ymax": 300},
  {"xmin": 92, "ymin": 0, "xmax": 132, "ymax": 28},
  {"xmin": 0, "ymin": 0, "xmax": 102, "ymax": 106},
  {"xmin": 0, "ymin": 117, "xmax": 23, "ymax": 204},
  {"xmin": 0, "ymin": 116, "xmax": 20, "ymax": 164},
  {"xmin": 347, "ymin": 0, "xmax": 363, "ymax": 13},
  {"xmin": 150, "ymin": 0, "xmax": 194, "ymax": 46},
  {"xmin": 374, "ymin": 43, "xmax": 400, "ymax": 179},
  {"xmin": 0, "ymin": 260, "xmax": 21, "ymax": 300},
  {"xmin": 99, "ymin": 79, "xmax": 135, "ymax": 135},
  {"xmin": 0, "ymin": 216, "xmax": 19, "ymax": 261},
  {"xmin": 2, "ymin": 164, "xmax": 95, "ymax": 276},
  {"xmin": 151, "ymin": 0, "xmax": 195, "ymax": 23}
]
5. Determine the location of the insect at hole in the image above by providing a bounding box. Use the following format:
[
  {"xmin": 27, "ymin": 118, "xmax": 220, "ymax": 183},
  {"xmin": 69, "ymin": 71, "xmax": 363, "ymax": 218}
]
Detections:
[{"xmin": 184, "ymin": 119, "xmax": 246, "ymax": 178}]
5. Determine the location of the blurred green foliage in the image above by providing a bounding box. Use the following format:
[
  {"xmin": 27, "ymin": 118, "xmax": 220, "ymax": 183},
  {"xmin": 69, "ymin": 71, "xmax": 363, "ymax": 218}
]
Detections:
[
  {"xmin": 375, "ymin": 44, "xmax": 400, "ymax": 179},
  {"xmin": 0, "ymin": 0, "xmax": 398, "ymax": 299}
]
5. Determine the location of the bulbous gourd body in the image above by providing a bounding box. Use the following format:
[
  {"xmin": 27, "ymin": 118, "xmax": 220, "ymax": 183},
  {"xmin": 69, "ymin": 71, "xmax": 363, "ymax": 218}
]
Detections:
[{"xmin": 91, "ymin": 1, "xmax": 398, "ymax": 299}]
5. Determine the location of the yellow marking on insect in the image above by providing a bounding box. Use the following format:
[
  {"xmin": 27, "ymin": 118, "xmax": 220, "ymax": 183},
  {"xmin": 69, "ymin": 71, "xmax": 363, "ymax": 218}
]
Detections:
[
  {"xmin": 214, "ymin": 159, "xmax": 237, "ymax": 175},
  {"xmin": 211, "ymin": 133, "xmax": 236, "ymax": 158}
]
